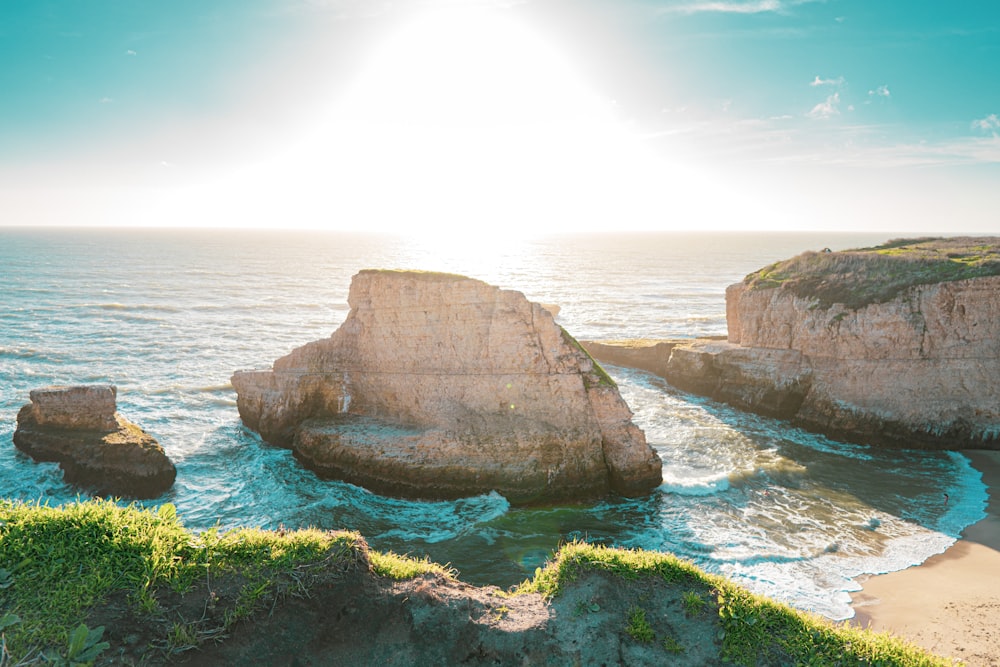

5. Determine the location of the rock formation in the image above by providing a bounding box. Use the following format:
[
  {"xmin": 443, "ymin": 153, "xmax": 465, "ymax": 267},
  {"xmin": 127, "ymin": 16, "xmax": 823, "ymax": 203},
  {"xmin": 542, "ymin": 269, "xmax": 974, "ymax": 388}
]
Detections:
[
  {"xmin": 596, "ymin": 239, "xmax": 1000, "ymax": 450},
  {"xmin": 13, "ymin": 385, "xmax": 176, "ymax": 498},
  {"xmin": 232, "ymin": 270, "xmax": 662, "ymax": 503}
]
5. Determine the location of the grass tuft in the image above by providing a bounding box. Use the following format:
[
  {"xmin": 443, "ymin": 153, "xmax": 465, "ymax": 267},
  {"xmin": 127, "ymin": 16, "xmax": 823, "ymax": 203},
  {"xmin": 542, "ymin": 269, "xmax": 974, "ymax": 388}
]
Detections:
[
  {"xmin": 368, "ymin": 550, "xmax": 455, "ymax": 580},
  {"xmin": 625, "ymin": 606, "xmax": 655, "ymax": 642},
  {"xmin": 682, "ymin": 590, "xmax": 706, "ymax": 616}
]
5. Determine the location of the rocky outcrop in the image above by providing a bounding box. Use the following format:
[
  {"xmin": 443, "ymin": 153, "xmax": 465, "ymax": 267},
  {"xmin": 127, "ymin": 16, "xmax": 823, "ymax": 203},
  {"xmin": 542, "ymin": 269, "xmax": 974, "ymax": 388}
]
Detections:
[
  {"xmin": 25, "ymin": 384, "xmax": 119, "ymax": 431},
  {"xmin": 659, "ymin": 274, "xmax": 1000, "ymax": 449},
  {"xmin": 582, "ymin": 240, "xmax": 1000, "ymax": 451},
  {"xmin": 583, "ymin": 338, "xmax": 812, "ymax": 420},
  {"xmin": 579, "ymin": 340, "xmax": 683, "ymax": 379},
  {"xmin": 13, "ymin": 385, "xmax": 176, "ymax": 498},
  {"xmin": 725, "ymin": 276, "xmax": 1000, "ymax": 447},
  {"xmin": 232, "ymin": 270, "xmax": 662, "ymax": 503}
]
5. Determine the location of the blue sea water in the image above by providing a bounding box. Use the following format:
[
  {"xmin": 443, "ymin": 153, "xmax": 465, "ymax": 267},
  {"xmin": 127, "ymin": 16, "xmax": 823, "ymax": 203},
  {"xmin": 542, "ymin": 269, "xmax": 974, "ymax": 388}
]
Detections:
[{"xmin": 0, "ymin": 227, "xmax": 988, "ymax": 621}]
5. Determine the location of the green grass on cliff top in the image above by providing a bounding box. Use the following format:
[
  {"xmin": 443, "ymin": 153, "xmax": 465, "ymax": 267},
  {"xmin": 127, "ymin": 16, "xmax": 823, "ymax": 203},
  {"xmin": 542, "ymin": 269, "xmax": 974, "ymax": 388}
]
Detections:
[
  {"xmin": 744, "ymin": 236, "xmax": 1000, "ymax": 310},
  {"xmin": 519, "ymin": 541, "xmax": 950, "ymax": 666},
  {"xmin": 0, "ymin": 500, "xmax": 951, "ymax": 666},
  {"xmin": 359, "ymin": 268, "xmax": 473, "ymax": 281}
]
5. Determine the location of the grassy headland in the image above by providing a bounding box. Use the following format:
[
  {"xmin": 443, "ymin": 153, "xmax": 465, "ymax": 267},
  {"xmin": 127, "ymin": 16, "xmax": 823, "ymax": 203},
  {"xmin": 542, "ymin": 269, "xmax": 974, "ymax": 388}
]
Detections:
[
  {"xmin": 0, "ymin": 499, "xmax": 376, "ymax": 663},
  {"xmin": 520, "ymin": 542, "xmax": 951, "ymax": 666},
  {"xmin": 0, "ymin": 500, "xmax": 953, "ymax": 666},
  {"xmin": 744, "ymin": 237, "xmax": 1000, "ymax": 310}
]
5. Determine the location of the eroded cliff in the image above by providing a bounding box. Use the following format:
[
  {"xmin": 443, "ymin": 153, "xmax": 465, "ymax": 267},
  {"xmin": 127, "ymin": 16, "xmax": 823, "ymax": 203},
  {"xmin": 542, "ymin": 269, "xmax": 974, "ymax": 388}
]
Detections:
[
  {"xmin": 232, "ymin": 270, "xmax": 662, "ymax": 503},
  {"xmin": 662, "ymin": 238, "xmax": 1000, "ymax": 449}
]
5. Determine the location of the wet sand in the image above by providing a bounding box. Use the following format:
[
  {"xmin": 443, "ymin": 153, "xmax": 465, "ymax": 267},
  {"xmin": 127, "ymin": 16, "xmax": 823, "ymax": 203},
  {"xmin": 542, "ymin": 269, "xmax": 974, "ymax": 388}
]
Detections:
[{"xmin": 849, "ymin": 449, "xmax": 1000, "ymax": 666}]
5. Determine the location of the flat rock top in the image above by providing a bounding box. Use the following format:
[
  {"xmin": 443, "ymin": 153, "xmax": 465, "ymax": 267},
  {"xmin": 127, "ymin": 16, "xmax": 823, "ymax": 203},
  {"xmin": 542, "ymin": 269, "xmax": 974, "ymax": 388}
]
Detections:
[
  {"xmin": 584, "ymin": 339, "xmax": 675, "ymax": 349},
  {"xmin": 357, "ymin": 268, "xmax": 476, "ymax": 283},
  {"xmin": 28, "ymin": 384, "xmax": 118, "ymax": 431}
]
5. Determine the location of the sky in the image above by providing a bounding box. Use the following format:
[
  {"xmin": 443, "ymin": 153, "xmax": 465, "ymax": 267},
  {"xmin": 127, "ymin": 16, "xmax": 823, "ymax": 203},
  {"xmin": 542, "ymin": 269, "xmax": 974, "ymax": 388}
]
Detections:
[{"xmin": 2, "ymin": 0, "xmax": 998, "ymax": 235}]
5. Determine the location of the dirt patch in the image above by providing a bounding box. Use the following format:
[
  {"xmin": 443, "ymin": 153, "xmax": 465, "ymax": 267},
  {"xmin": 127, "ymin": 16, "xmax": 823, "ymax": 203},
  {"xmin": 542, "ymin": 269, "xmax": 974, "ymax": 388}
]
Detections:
[{"xmin": 85, "ymin": 555, "xmax": 732, "ymax": 666}]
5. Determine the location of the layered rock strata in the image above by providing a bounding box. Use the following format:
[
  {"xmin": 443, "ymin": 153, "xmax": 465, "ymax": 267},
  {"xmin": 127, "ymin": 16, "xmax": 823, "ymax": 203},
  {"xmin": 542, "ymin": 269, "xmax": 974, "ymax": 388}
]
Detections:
[
  {"xmin": 232, "ymin": 270, "xmax": 662, "ymax": 503},
  {"xmin": 13, "ymin": 385, "xmax": 176, "ymax": 498},
  {"xmin": 586, "ymin": 272, "xmax": 1000, "ymax": 450}
]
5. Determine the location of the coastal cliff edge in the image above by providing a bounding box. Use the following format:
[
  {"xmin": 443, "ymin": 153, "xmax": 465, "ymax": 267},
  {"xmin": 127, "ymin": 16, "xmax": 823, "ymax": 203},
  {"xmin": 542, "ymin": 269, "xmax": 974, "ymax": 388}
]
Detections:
[{"xmin": 586, "ymin": 237, "xmax": 1000, "ymax": 450}]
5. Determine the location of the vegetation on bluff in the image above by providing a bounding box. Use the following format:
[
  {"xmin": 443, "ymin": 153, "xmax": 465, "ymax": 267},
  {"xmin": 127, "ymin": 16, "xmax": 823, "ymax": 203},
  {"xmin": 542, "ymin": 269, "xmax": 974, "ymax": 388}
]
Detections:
[
  {"xmin": 359, "ymin": 268, "xmax": 473, "ymax": 282},
  {"xmin": 519, "ymin": 541, "xmax": 951, "ymax": 666},
  {"xmin": 560, "ymin": 326, "xmax": 618, "ymax": 388},
  {"xmin": 745, "ymin": 236, "xmax": 1000, "ymax": 310},
  {"xmin": 0, "ymin": 500, "xmax": 951, "ymax": 666},
  {"xmin": 0, "ymin": 499, "xmax": 370, "ymax": 663}
]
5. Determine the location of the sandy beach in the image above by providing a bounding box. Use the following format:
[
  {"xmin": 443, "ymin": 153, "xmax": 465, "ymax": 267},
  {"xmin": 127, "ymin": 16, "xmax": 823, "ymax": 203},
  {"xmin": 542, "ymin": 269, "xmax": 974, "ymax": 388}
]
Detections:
[{"xmin": 849, "ymin": 449, "xmax": 1000, "ymax": 666}]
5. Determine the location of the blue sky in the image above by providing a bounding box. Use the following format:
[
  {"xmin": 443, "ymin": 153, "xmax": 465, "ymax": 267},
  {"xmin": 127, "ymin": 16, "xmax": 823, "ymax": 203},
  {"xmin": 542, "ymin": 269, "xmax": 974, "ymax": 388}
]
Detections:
[{"xmin": 2, "ymin": 0, "xmax": 998, "ymax": 233}]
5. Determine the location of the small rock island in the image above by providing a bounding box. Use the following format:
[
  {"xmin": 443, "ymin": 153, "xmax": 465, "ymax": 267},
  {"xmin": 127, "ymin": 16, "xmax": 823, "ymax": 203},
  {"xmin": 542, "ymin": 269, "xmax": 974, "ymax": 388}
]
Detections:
[
  {"xmin": 13, "ymin": 385, "xmax": 176, "ymax": 498},
  {"xmin": 232, "ymin": 269, "xmax": 663, "ymax": 503},
  {"xmin": 590, "ymin": 237, "xmax": 1000, "ymax": 450}
]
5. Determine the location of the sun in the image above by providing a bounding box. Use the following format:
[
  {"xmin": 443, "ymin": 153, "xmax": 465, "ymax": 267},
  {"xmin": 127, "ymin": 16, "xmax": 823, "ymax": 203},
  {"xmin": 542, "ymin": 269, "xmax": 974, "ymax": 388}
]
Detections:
[
  {"xmin": 257, "ymin": 8, "xmax": 682, "ymax": 234},
  {"xmin": 177, "ymin": 6, "xmax": 716, "ymax": 236},
  {"xmin": 344, "ymin": 9, "xmax": 598, "ymax": 129}
]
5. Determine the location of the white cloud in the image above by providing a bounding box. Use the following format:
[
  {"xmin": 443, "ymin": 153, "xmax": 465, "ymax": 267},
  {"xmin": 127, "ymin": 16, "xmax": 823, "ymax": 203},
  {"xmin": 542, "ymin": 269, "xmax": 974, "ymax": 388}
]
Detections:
[
  {"xmin": 868, "ymin": 85, "xmax": 890, "ymax": 98},
  {"xmin": 126, "ymin": 49, "xmax": 137, "ymax": 56},
  {"xmin": 973, "ymin": 113, "xmax": 1000, "ymax": 134},
  {"xmin": 810, "ymin": 75, "xmax": 844, "ymax": 87},
  {"xmin": 833, "ymin": 136, "xmax": 1000, "ymax": 168},
  {"xmin": 645, "ymin": 111, "xmax": 1000, "ymax": 169},
  {"xmin": 100, "ymin": 97, "xmax": 114, "ymax": 104},
  {"xmin": 808, "ymin": 93, "xmax": 840, "ymax": 119},
  {"xmin": 658, "ymin": 0, "xmax": 821, "ymax": 15}
]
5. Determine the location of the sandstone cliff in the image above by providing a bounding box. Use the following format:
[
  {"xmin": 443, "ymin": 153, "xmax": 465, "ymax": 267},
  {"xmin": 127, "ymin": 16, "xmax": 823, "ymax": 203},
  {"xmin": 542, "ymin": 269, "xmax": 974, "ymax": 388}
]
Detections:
[
  {"xmin": 13, "ymin": 385, "xmax": 176, "ymax": 498},
  {"xmin": 232, "ymin": 270, "xmax": 662, "ymax": 503},
  {"xmin": 660, "ymin": 239, "xmax": 1000, "ymax": 449}
]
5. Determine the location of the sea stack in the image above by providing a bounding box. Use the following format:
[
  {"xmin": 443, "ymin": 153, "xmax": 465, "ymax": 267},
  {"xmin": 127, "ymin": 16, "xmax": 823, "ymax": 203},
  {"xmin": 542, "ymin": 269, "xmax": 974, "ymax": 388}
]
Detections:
[
  {"xmin": 662, "ymin": 237, "xmax": 1000, "ymax": 449},
  {"xmin": 232, "ymin": 269, "xmax": 662, "ymax": 503},
  {"xmin": 13, "ymin": 385, "xmax": 176, "ymax": 498}
]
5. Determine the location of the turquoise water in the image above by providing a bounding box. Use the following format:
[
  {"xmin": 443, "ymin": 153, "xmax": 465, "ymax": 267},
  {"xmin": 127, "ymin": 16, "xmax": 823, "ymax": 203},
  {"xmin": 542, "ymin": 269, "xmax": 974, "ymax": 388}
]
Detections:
[{"xmin": 0, "ymin": 227, "xmax": 987, "ymax": 620}]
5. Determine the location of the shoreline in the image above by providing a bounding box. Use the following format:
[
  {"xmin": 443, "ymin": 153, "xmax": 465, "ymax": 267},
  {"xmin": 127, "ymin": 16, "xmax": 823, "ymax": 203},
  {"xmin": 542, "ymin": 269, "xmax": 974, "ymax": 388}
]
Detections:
[{"xmin": 848, "ymin": 449, "xmax": 1000, "ymax": 665}]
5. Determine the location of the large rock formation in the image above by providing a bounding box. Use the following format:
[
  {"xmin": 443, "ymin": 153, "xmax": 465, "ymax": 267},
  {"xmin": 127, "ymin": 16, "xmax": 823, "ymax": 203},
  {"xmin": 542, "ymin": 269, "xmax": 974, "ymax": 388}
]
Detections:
[
  {"xmin": 232, "ymin": 270, "xmax": 662, "ymax": 503},
  {"xmin": 659, "ymin": 239, "xmax": 1000, "ymax": 449},
  {"xmin": 13, "ymin": 385, "xmax": 176, "ymax": 498}
]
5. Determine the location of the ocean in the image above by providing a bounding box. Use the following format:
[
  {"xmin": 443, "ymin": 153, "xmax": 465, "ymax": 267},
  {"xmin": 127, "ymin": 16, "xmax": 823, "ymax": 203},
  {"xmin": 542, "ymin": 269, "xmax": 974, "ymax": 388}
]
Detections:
[{"xmin": 0, "ymin": 227, "xmax": 987, "ymax": 621}]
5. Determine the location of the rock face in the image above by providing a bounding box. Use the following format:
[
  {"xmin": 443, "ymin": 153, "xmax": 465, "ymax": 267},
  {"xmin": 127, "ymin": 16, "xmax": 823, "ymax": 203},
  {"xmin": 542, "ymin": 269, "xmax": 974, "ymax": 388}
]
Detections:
[
  {"xmin": 663, "ymin": 276, "xmax": 1000, "ymax": 449},
  {"xmin": 26, "ymin": 385, "xmax": 119, "ymax": 431},
  {"xmin": 232, "ymin": 270, "xmax": 662, "ymax": 503},
  {"xmin": 579, "ymin": 340, "xmax": 683, "ymax": 379},
  {"xmin": 13, "ymin": 385, "xmax": 176, "ymax": 498}
]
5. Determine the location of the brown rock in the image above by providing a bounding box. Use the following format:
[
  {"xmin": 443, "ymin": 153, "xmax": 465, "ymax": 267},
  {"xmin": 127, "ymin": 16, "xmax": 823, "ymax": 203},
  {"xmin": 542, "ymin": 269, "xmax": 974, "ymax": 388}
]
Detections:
[
  {"xmin": 232, "ymin": 270, "xmax": 662, "ymax": 503},
  {"xmin": 13, "ymin": 385, "xmax": 176, "ymax": 498},
  {"xmin": 580, "ymin": 339, "xmax": 681, "ymax": 379},
  {"xmin": 659, "ymin": 276, "xmax": 1000, "ymax": 449},
  {"xmin": 28, "ymin": 385, "xmax": 118, "ymax": 431}
]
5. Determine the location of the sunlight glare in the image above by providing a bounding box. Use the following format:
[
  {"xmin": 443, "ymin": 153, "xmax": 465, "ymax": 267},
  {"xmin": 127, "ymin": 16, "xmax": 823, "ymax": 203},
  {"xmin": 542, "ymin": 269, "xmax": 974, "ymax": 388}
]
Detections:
[
  {"xmin": 174, "ymin": 7, "xmax": 736, "ymax": 236},
  {"xmin": 282, "ymin": 8, "xmax": 684, "ymax": 235}
]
